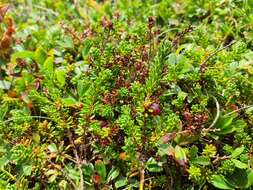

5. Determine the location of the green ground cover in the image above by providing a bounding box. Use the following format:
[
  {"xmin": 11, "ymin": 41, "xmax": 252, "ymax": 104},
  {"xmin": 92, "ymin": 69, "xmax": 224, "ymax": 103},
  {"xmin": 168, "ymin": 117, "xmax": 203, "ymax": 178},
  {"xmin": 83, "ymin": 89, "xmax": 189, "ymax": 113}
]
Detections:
[{"xmin": 0, "ymin": 0, "xmax": 253, "ymax": 189}]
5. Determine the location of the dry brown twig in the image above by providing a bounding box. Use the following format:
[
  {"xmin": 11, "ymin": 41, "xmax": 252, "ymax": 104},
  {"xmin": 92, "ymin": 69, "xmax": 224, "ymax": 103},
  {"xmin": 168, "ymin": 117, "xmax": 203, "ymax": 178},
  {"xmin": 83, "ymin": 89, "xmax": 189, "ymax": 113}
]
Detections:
[
  {"xmin": 212, "ymin": 155, "xmax": 230, "ymax": 164},
  {"xmin": 67, "ymin": 130, "xmax": 85, "ymax": 190},
  {"xmin": 172, "ymin": 24, "xmax": 193, "ymax": 50}
]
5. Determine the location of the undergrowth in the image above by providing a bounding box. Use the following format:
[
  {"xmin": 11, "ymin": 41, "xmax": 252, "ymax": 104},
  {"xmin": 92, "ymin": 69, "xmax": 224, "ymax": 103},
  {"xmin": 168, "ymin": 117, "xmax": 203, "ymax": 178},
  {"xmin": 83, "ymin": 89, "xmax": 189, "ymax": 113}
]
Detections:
[{"xmin": 0, "ymin": 0, "xmax": 253, "ymax": 189}]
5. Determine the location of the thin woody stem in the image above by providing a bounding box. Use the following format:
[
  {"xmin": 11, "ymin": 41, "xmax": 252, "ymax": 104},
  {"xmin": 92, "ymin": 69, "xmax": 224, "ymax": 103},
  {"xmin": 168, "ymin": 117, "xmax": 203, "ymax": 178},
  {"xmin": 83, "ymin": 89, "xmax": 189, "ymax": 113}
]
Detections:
[
  {"xmin": 139, "ymin": 162, "xmax": 145, "ymax": 190},
  {"xmin": 67, "ymin": 130, "xmax": 85, "ymax": 190}
]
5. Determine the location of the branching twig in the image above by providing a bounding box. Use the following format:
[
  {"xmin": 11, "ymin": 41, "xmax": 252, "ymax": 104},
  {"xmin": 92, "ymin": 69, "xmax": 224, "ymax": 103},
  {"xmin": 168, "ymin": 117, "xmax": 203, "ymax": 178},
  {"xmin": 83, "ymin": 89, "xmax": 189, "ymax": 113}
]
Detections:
[
  {"xmin": 213, "ymin": 155, "xmax": 230, "ymax": 164},
  {"xmin": 224, "ymin": 105, "xmax": 253, "ymax": 117},
  {"xmin": 201, "ymin": 41, "xmax": 236, "ymax": 66},
  {"xmin": 172, "ymin": 24, "xmax": 193, "ymax": 50},
  {"xmin": 67, "ymin": 130, "xmax": 85, "ymax": 190}
]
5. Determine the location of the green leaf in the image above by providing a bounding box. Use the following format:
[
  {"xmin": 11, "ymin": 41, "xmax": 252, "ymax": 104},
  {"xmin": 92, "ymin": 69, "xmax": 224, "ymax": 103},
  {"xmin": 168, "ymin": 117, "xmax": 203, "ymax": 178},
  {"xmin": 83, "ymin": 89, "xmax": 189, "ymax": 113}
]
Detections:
[
  {"xmin": 0, "ymin": 104, "xmax": 8, "ymax": 120},
  {"xmin": 174, "ymin": 145, "xmax": 187, "ymax": 166},
  {"xmin": 46, "ymin": 169, "xmax": 58, "ymax": 176},
  {"xmin": 210, "ymin": 175, "xmax": 234, "ymax": 189},
  {"xmin": 215, "ymin": 116, "xmax": 234, "ymax": 130},
  {"xmin": 48, "ymin": 174, "xmax": 58, "ymax": 183},
  {"xmin": 158, "ymin": 144, "xmax": 172, "ymax": 157},
  {"xmin": 62, "ymin": 97, "xmax": 78, "ymax": 106},
  {"xmin": 246, "ymin": 106, "xmax": 253, "ymax": 114},
  {"xmin": 55, "ymin": 68, "xmax": 66, "ymax": 87},
  {"xmin": 48, "ymin": 143, "xmax": 58, "ymax": 153},
  {"xmin": 0, "ymin": 156, "xmax": 9, "ymax": 169},
  {"xmin": 146, "ymin": 157, "xmax": 163, "ymax": 172},
  {"xmin": 11, "ymin": 51, "xmax": 34, "ymax": 63},
  {"xmin": 34, "ymin": 46, "xmax": 47, "ymax": 65},
  {"xmin": 82, "ymin": 39, "xmax": 93, "ymax": 58},
  {"xmin": 22, "ymin": 165, "xmax": 32, "ymax": 176},
  {"xmin": 95, "ymin": 161, "xmax": 107, "ymax": 182},
  {"xmin": 115, "ymin": 178, "xmax": 127, "ymax": 189},
  {"xmin": 188, "ymin": 146, "xmax": 198, "ymax": 159},
  {"xmin": 107, "ymin": 168, "xmax": 120, "ymax": 182},
  {"xmin": 59, "ymin": 180, "xmax": 68, "ymax": 189},
  {"xmin": 57, "ymin": 36, "xmax": 74, "ymax": 49},
  {"xmin": 215, "ymin": 117, "xmax": 238, "ymax": 135},
  {"xmin": 246, "ymin": 169, "xmax": 253, "ymax": 188},
  {"xmin": 217, "ymin": 127, "xmax": 236, "ymax": 135},
  {"xmin": 227, "ymin": 168, "xmax": 248, "ymax": 188},
  {"xmin": 65, "ymin": 166, "xmax": 80, "ymax": 181},
  {"xmin": 43, "ymin": 56, "xmax": 54, "ymax": 75},
  {"xmin": 232, "ymin": 120, "xmax": 247, "ymax": 131},
  {"xmin": 167, "ymin": 53, "xmax": 177, "ymax": 65},
  {"xmin": 177, "ymin": 61, "xmax": 192, "ymax": 74},
  {"xmin": 191, "ymin": 156, "xmax": 211, "ymax": 166},
  {"xmin": 232, "ymin": 159, "xmax": 248, "ymax": 169},
  {"xmin": 231, "ymin": 146, "xmax": 244, "ymax": 158},
  {"xmin": 0, "ymin": 80, "xmax": 11, "ymax": 90},
  {"xmin": 32, "ymin": 133, "xmax": 41, "ymax": 144},
  {"xmin": 0, "ymin": 146, "xmax": 6, "ymax": 154},
  {"xmin": 77, "ymin": 80, "xmax": 90, "ymax": 98},
  {"xmin": 82, "ymin": 163, "xmax": 94, "ymax": 177}
]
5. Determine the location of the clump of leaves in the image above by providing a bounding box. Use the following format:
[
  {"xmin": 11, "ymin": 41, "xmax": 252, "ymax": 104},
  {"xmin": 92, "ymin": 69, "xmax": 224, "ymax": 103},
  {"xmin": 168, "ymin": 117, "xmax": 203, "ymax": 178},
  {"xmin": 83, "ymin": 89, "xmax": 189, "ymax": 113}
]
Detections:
[{"xmin": 0, "ymin": 0, "xmax": 253, "ymax": 190}]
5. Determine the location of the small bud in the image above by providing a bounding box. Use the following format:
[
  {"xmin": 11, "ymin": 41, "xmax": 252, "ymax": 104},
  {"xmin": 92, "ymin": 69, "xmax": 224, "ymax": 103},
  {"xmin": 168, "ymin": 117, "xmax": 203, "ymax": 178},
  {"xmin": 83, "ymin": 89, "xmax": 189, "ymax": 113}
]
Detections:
[
  {"xmin": 148, "ymin": 16, "xmax": 155, "ymax": 29},
  {"xmin": 101, "ymin": 16, "xmax": 113, "ymax": 30}
]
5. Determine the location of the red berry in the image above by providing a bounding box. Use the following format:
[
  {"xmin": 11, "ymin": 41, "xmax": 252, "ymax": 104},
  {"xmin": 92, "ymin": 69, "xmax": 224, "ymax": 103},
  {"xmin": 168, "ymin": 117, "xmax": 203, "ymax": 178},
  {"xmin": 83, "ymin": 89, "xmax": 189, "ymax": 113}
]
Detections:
[
  {"xmin": 93, "ymin": 174, "xmax": 101, "ymax": 184},
  {"xmin": 149, "ymin": 103, "xmax": 161, "ymax": 115}
]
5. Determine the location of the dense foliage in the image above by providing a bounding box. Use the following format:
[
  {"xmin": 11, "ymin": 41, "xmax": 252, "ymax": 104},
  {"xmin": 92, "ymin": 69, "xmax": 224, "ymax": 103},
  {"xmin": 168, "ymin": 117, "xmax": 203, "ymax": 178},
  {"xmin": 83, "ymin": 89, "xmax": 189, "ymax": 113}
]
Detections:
[{"xmin": 0, "ymin": 0, "xmax": 253, "ymax": 189}]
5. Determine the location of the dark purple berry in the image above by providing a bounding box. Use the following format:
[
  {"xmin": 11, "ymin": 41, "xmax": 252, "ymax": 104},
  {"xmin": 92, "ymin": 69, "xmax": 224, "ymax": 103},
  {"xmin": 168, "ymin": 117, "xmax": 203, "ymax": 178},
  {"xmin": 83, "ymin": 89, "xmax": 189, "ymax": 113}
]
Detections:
[{"xmin": 149, "ymin": 103, "xmax": 161, "ymax": 116}]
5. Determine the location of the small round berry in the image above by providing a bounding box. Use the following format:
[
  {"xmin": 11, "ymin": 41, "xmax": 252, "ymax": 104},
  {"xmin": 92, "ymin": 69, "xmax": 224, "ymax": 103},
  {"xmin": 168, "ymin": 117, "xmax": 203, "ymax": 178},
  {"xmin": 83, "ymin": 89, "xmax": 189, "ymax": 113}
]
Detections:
[{"xmin": 149, "ymin": 103, "xmax": 161, "ymax": 115}]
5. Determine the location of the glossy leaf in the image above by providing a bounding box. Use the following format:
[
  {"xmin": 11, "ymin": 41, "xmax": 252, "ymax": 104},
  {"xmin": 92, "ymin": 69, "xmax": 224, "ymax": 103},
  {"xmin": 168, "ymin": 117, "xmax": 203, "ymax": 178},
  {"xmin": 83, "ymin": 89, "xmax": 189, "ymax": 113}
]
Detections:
[
  {"xmin": 210, "ymin": 175, "xmax": 234, "ymax": 190},
  {"xmin": 34, "ymin": 46, "xmax": 47, "ymax": 65},
  {"xmin": 232, "ymin": 159, "xmax": 248, "ymax": 169},
  {"xmin": 227, "ymin": 168, "xmax": 248, "ymax": 188},
  {"xmin": 62, "ymin": 97, "xmax": 78, "ymax": 106},
  {"xmin": 146, "ymin": 157, "xmax": 163, "ymax": 172},
  {"xmin": 174, "ymin": 145, "xmax": 187, "ymax": 166},
  {"xmin": 107, "ymin": 168, "xmax": 120, "ymax": 182},
  {"xmin": 55, "ymin": 68, "xmax": 66, "ymax": 87},
  {"xmin": 246, "ymin": 169, "xmax": 253, "ymax": 188},
  {"xmin": 115, "ymin": 178, "xmax": 127, "ymax": 189},
  {"xmin": 231, "ymin": 146, "xmax": 244, "ymax": 158},
  {"xmin": 43, "ymin": 56, "xmax": 54, "ymax": 75},
  {"xmin": 11, "ymin": 50, "xmax": 34, "ymax": 63}
]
